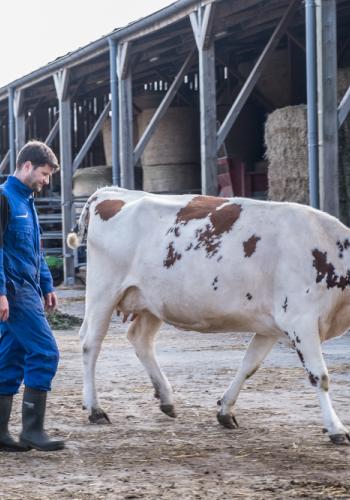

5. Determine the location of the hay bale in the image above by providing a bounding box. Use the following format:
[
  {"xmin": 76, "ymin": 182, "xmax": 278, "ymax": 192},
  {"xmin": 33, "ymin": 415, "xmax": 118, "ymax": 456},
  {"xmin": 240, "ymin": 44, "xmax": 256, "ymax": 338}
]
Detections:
[
  {"xmin": 73, "ymin": 165, "xmax": 112, "ymax": 197},
  {"xmin": 265, "ymin": 105, "xmax": 308, "ymax": 203},
  {"xmin": 265, "ymin": 69, "xmax": 350, "ymax": 219},
  {"xmin": 338, "ymin": 68, "xmax": 350, "ymax": 225}
]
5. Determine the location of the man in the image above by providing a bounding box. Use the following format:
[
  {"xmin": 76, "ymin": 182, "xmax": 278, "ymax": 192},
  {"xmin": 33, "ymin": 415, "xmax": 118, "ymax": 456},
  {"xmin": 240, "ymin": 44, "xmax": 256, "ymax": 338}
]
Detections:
[{"xmin": 0, "ymin": 140, "xmax": 64, "ymax": 452}]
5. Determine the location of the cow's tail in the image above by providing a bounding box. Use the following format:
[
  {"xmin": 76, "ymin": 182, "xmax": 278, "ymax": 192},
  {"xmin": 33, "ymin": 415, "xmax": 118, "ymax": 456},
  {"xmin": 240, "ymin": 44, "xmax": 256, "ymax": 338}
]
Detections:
[{"xmin": 67, "ymin": 200, "xmax": 90, "ymax": 249}]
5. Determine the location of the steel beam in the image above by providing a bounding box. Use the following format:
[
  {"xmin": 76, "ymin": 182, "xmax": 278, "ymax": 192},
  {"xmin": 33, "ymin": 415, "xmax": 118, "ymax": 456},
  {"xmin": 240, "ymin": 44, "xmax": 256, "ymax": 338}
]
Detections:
[
  {"xmin": 73, "ymin": 101, "xmax": 111, "ymax": 172},
  {"xmin": 217, "ymin": 0, "xmax": 300, "ymax": 150},
  {"xmin": 191, "ymin": 5, "xmax": 217, "ymax": 195},
  {"xmin": 53, "ymin": 69, "xmax": 75, "ymax": 286},
  {"xmin": 14, "ymin": 89, "xmax": 25, "ymax": 155},
  {"xmin": 338, "ymin": 85, "xmax": 350, "ymax": 129},
  {"xmin": 8, "ymin": 87, "xmax": 15, "ymax": 173},
  {"xmin": 109, "ymin": 38, "xmax": 120, "ymax": 185},
  {"xmin": 306, "ymin": 0, "xmax": 319, "ymax": 209},
  {"xmin": 45, "ymin": 119, "xmax": 59, "ymax": 146},
  {"xmin": 0, "ymin": 150, "xmax": 9, "ymax": 173},
  {"xmin": 316, "ymin": 0, "xmax": 338, "ymax": 216},
  {"xmin": 118, "ymin": 42, "xmax": 134, "ymax": 189},
  {"xmin": 133, "ymin": 50, "xmax": 195, "ymax": 165}
]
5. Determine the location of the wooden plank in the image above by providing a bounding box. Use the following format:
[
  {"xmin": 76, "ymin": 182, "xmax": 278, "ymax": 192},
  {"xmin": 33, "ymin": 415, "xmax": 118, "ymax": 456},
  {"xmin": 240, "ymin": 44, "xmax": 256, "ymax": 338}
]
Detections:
[
  {"xmin": 133, "ymin": 50, "xmax": 195, "ymax": 165},
  {"xmin": 217, "ymin": 0, "xmax": 300, "ymax": 150},
  {"xmin": 73, "ymin": 101, "xmax": 111, "ymax": 171},
  {"xmin": 338, "ymin": 85, "xmax": 350, "ymax": 128},
  {"xmin": 317, "ymin": 0, "xmax": 339, "ymax": 217}
]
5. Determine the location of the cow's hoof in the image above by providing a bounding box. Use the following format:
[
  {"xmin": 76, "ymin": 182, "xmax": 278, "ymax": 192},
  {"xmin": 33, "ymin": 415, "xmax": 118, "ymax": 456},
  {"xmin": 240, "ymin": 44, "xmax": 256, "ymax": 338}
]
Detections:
[
  {"xmin": 217, "ymin": 411, "xmax": 239, "ymax": 429},
  {"xmin": 160, "ymin": 404, "xmax": 177, "ymax": 418},
  {"xmin": 88, "ymin": 409, "xmax": 111, "ymax": 425},
  {"xmin": 329, "ymin": 433, "xmax": 350, "ymax": 445}
]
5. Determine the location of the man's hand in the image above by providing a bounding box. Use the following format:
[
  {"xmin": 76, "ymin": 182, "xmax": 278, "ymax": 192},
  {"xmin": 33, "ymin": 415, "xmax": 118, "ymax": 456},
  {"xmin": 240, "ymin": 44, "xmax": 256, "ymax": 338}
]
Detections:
[
  {"xmin": 0, "ymin": 295, "xmax": 9, "ymax": 321},
  {"xmin": 44, "ymin": 292, "xmax": 58, "ymax": 312}
]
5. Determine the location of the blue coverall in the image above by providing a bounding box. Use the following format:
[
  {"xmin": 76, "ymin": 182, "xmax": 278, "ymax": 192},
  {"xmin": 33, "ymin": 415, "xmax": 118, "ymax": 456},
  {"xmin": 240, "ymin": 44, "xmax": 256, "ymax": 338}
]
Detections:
[{"xmin": 0, "ymin": 176, "xmax": 59, "ymax": 395}]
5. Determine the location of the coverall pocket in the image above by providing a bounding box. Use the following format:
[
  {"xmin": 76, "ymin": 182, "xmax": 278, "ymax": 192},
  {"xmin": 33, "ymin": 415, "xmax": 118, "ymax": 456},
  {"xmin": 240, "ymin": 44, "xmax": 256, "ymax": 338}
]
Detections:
[{"xmin": 15, "ymin": 230, "xmax": 32, "ymax": 253}]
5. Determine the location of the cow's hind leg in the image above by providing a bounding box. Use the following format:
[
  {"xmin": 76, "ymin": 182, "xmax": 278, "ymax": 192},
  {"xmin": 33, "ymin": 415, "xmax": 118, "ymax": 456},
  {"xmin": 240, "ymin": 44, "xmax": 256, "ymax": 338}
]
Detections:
[
  {"xmin": 217, "ymin": 333, "xmax": 278, "ymax": 429},
  {"xmin": 127, "ymin": 312, "xmax": 176, "ymax": 418},
  {"xmin": 285, "ymin": 317, "xmax": 349, "ymax": 445},
  {"xmin": 80, "ymin": 297, "xmax": 115, "ymax": 424}
]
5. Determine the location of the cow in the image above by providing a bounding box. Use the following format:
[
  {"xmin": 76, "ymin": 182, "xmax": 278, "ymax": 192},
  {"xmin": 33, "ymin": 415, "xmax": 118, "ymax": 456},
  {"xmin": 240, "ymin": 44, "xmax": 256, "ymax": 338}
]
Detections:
[{"xmin": 67, "ymin": 186, "xmax": 350, "ymax": 445}]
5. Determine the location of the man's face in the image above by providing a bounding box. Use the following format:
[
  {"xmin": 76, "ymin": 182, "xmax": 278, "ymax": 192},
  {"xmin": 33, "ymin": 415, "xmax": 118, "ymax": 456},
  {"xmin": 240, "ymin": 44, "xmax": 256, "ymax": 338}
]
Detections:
[{"xmin": 22, "ymin": 162, "xmax": 53, "ymax": 192}]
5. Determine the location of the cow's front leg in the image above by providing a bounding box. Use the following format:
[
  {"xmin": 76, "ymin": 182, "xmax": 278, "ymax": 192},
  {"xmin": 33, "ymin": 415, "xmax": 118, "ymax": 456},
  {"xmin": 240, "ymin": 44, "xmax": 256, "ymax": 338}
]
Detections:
[
  {"xmin": 288, "ymin": 319, "xmax": 350, "ymax": 445},
  {"xmin": 80, "ymin": 303, "xmax": 114, "ymax": 424},
  {"xmin": 217, "ymin": 333, "xmax": 278, "ymax": 429},
  {"xmin": 127, "ymin": 312, "xmax": 176, "ymax": 417}
]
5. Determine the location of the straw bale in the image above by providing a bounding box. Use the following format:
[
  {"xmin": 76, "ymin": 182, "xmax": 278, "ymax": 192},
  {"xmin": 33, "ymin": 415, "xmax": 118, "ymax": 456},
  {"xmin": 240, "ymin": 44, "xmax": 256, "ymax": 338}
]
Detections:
[{"xmin": 265, "ymin": 105, "xmax": 308, "ymax": 203}]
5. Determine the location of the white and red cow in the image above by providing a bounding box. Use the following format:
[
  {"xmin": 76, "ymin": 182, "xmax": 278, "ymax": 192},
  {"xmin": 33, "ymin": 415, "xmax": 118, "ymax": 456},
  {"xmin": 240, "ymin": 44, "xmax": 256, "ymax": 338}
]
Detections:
[{"xmin": 68, "ymin": 186, "xmax": 350, "ymax": 444}]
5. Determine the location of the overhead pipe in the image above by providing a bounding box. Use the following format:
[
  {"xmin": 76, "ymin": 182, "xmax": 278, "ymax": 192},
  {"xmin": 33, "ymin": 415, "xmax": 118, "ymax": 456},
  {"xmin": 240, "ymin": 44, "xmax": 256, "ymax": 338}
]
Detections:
[
  {"xmin": 108, "ymin": 38, "xmax": 120, "ymax": 186},
  {"xmin": 305, "ymin": 0, "xmax": 319, "ymax": 208}
]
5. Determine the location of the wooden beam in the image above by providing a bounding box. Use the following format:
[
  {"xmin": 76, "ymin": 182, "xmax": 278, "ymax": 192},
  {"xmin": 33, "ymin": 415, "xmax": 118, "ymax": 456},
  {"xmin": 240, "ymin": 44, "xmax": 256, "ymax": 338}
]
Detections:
[
  {"xmin": 338, "ymin": 85, "xmax": 350, "ymax": 129},
  {"xmin": 316, "ymin": 0, "xmax": 339, "ymax": 217},
  {"xmin": 73, "ymin": 101, "xmax": 111, "ymax": 171},
  {"xmin": 133, "ymin": 50, "xmax": 195, "ymax": 165},
  {"xmin": 217, "ymin": 0, "xmax": 300, "ymax": 150}
]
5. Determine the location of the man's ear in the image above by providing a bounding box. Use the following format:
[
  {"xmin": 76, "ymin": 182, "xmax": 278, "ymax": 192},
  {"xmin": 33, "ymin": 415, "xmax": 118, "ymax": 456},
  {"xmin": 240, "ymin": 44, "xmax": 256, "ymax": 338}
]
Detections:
[{"xmin": 21, "ymin": 161, "xmax": 33, "ymax": 172}]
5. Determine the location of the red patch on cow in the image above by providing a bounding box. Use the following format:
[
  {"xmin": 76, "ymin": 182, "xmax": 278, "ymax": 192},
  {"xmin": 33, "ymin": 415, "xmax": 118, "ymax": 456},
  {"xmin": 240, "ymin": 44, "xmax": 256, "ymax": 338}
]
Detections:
[
  {"xmin": 243, "ymin": 235, "xmax": 261, "ymax": 257},
  {"xmin": 164, "ymin": 242, "xmax": 182, "ymax": 268},
  {"xmin": 312, "ymin": 248, "xmax": 350, "ymax": 290},
  {"xmin": 95, "ymin": 199, "xmax": 125, "ymax": 221},
  {"xmin": 175, "ymin": 196, "xmax": 229, "ymax": 225}
]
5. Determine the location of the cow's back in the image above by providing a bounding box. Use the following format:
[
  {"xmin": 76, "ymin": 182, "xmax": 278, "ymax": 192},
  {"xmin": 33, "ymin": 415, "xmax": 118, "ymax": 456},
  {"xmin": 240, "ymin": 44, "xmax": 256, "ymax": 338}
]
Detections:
[{"xmin": 87, "ymin": 190, "xmax": 350, "ymax": 335}]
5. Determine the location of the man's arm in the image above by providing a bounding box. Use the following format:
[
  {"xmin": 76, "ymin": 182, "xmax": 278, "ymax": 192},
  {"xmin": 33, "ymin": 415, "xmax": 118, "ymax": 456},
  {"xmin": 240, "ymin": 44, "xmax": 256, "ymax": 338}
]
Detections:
[{"xmin": 0, "ymin": 194, "xmax": 9, "ymax": 321}]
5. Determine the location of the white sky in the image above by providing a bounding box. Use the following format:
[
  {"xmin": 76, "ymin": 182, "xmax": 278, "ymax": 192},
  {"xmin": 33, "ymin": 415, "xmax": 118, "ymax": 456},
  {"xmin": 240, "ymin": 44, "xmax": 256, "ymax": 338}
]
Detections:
[{"xmin": 0, "ymin": 0, "xmax": 174, "ymax": 88}]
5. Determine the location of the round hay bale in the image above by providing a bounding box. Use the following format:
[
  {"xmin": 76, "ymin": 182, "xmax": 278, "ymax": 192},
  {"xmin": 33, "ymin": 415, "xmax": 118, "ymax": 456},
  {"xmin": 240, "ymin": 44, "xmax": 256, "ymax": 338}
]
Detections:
[
  {"xmin": 265, "ymin": 105, "xmax": 308, "ymax": 204},
  {"xmin": 73, "ymin": 165, "xmax": 112, "ymax": 197},
  {"xmin": 137, "ymin": 107, "xmax": 200, "ymax": 193}
]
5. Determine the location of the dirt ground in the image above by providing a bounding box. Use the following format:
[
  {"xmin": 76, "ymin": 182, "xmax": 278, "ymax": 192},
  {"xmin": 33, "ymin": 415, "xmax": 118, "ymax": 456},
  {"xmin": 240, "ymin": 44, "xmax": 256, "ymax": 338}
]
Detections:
[{"xmin": 1, "ymin": 287, "xmax": 350, "ymax": 500}]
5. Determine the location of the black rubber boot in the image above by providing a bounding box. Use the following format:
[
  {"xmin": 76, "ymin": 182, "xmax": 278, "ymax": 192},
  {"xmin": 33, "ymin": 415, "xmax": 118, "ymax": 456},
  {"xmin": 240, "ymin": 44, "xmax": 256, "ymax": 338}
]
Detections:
[
  {"xmin": 0, "ymin": 394, "xmax": 30, "ymax": 452},
  {"xmin": 19, "ymin": 387, "xmax": 65, "ymax": 451}
]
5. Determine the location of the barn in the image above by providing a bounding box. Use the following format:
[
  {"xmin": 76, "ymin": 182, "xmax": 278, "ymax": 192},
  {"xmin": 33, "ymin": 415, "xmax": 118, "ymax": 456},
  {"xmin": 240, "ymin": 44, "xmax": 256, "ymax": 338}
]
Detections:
[{"xmin": 0, "ymin": 0, "xmax": 350, "ymax": 288}]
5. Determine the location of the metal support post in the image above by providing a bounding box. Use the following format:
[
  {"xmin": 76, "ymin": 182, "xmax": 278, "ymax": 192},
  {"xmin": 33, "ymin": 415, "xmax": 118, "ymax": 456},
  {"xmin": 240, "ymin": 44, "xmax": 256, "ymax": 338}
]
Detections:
[
  {"xmin": 118, "ymin": 42, "xmax": 134, "ymax": 189},
  {"xmin": 190, "ymin": 4, "xmax": 217, "ymax": 195},
  {"xmin": 53, "ymin": 69, "xmax": 75, "ymax": 286},
  {"xmin": 109, "ymin": 38, "xmax": 120, "ymax": 185},
  {"xmin": 8, "ymin": 87, "xmax": 16, "ymax": 173}
]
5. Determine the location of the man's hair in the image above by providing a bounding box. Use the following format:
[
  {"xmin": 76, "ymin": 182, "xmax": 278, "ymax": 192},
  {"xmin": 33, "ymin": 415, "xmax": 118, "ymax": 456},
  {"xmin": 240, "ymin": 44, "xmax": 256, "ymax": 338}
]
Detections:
[{"xmin": 16, "ymin": 140, "xmax": 60, "ymax": 172}]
